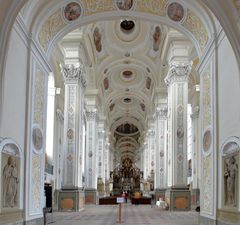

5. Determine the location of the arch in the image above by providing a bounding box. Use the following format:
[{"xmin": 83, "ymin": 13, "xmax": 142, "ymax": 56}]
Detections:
[{"xmin": 33, "ymin": 1, "xmax": 212, "ymax": 59}]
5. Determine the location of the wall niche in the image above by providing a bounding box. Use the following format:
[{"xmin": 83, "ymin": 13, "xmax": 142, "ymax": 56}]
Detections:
[
  {"xmin": 0, "ymin": 138, "xmax": 22, "ymax": 212},
  {"xmin": 221, "ymin": 137, "xmax": 240, "ymax": 210}
]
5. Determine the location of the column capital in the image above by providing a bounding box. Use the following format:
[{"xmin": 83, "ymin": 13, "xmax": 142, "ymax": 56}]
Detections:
[
  {"xmin": 164, "ymin": 61, "xmax": 192, "ymax": 86},
  {"xmin": 62, "ymin": 64, "xmax": 86, "ymax": 87},
  {"xmin": 155, "ymin": 106, "xmax": 168, "ymax": 119},
  {"xmin": 191, "ymin": 106, "xmax": 200, "ymax": 119},
  {"xmin": 86, "ymin": 109, "xmax": 98, "ymax": 121}
]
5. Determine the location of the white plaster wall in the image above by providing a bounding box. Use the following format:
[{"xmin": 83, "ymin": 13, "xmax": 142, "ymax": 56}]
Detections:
[
  {"xmin": 1, "ymin": 27, "xmax": 28, "ymax": 149},
  {"xmin": 217, "ymin": 34, "xmax": 240, "ymax": 209},
  {"xmin": 218, "ymin": 35, "xmax": 240, "ymax": 143}
]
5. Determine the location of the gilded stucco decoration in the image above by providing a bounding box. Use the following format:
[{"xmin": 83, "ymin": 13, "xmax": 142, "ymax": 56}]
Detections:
[
  {"xmin": 202, "ymin": 69, "xmax": 212, "ymax": 129},
  {"xmin": 135, "ymin": 0, "xmax": 167, "ymax": 16},
  {"xmin": 182, "ymin": 10, "xmax": 208, "ymax": 51},
  {"xmin": 38, "ymin": 10, "xmax": 67, "ymax": 52},
  {"xmin": 81, "ymin": 0, "xmax": 115, "ymax": 16},
  {"xmin": 31, "ymin": 155, "xmax": 42, "ymax": 213},
  {"xmin": 202, "ymin": 155, "xmax": 212, "ymax": 212},
  {"xmin": 38, "ymin": 0, "xmax": 209, "ymax": 53},
  {"xmin": 34, "ymin": 70, "xmax": 46, "ymax": 128},
  {"xmin": 201, "ymin": 66, "xmax": 214, "ymax": 215}
]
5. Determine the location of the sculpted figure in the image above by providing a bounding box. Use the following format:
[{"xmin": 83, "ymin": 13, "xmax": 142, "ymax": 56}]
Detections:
[
  {"xmin": 3, "ymin": 156, "xmax": 19, "ymax": 207},
  {"xmin": 224, "ymin": 156, "xmax": 238, "ymax": 206}
]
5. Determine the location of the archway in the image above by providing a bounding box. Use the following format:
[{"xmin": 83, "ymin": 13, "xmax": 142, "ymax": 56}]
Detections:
[{"xmin": 0, "ymin": 1, "xmax": 240, "ymax": 225}]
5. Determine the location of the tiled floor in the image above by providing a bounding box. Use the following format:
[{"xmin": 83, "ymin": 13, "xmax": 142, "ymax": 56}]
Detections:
[{"xmin": 46, "ymin": 204, "xmax": 199, "ymax": 225}]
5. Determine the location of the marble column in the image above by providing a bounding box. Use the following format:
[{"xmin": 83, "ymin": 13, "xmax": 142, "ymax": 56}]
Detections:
[
  {"xmin": 191, "ymin": 105, "xmax": 200, "ymax": 209},
  {"xmin": 165, "ymin": 61, "xmax": 192, "ymax": 211},
  {"xmin": 58, "ymin": 64, "xmax": 86, "ymax": 211},
  {"xmin": 154, "ymin": 106, "xmax": 168, "ymax": 201},
  {"xmin": 85, "ymin": 108, "xmax": 98, "ymax": 204}
]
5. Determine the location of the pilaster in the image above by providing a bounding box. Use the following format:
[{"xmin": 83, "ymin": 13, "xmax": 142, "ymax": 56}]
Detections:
[
  {"xmin": 85, "ymin": 108, "xmax": 98, "ymax": 204},
  {"xmin": 59, "ymin": 64, "xmax": 86, "ymax": 211},
  {"xmin": 154, "ymin": 106, "xmax": 168, "ymax": 197},
  {"xmin": 164, "ymin": 61, "xmax": 192, "ymax": 211}
]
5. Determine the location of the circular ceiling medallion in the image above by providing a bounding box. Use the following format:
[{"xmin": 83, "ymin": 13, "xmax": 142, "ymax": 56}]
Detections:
[
  {"xmin": 120, "ymin": 20, "xmax": 135, "ymax": 33},
  {"xmin": 120, "ymin": 70, "xmax": 136, "ymax": 82},
  {"xmin": 123, "ymin": 70, "xmax": 133, "ymax": 78},
  {"xmin": 64, "ymin": 2, "xmax": 81, "ymax": 21},
  {"xmin": 115, "ymin": 0, "xmax": 133, "ymax": 10},
  {"xmin": 203, "ymin": 130, "xmax": 212, "ymax": 152},
  {"xmin": 32, "ymin": 126, "xmax": 43, "ymax": 152},
  {"xmin": 167, "ymin": 2, "xmax": 185, "ymax": 22},
  {"xmin": 123, "ymin": 98, "xmax": 132, "ymax": 104}
]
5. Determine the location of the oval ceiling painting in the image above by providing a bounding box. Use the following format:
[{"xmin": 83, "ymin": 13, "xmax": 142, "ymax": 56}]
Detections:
[
  {"xmin": 167, "ymin": 2, "xmax": 185, "ymax": 22},
  {"xmin": 115, "ymin": 0, "xmax": 133, "ymax": 10},
  {"xmin": 64, "ymin": 2, "xmax": 81, "ymax": 21}
]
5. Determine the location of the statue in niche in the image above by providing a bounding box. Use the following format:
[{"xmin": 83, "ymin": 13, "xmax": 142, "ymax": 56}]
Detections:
[
  {"xmin": 153, "ymin": 26, "xmax": 161, "ymax": 51},
  {"xmin": 93, "ymin": 27, "xmax": 102, "ymax": 52},
  {"xmin": 224, "ymin": 155, "xmax": 238, "ymax": 207},
  {"xmin": 2, "ymin": 156, "xmax": 19, "ymax": 208}
]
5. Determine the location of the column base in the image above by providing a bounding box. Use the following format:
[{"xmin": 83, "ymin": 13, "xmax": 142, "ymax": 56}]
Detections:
[
  {"xmin": 165, "ymin": 187, "xmax": 191, "ymax": 211},
  {"xmin": 57, "ymin": 189, "xmax": 85, "ymax": 211},
  {"xmin": 85, "ymin": 188, "xmax": 98, "ymax": 204},
  {"xmin": 191, "ymin": 188, "xmax": 200, "ymax": 210},
  {"xmin": 154, "ymin": 188, "xmax": 166, "ymax": 201}
]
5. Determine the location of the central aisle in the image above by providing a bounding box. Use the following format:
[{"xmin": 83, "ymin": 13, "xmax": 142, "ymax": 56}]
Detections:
[{"xmin": 47, "ymin": 204, "xmax": 199, "ymax": 225}]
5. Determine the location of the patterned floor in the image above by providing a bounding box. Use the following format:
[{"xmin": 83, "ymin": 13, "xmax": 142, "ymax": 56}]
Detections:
[{"xmin": 46, "ymin": 204, "xmax": 199, "ymax": 225}]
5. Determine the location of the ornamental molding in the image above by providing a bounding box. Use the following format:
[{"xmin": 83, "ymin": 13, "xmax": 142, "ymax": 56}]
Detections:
[
  {"xmin": 164, "ymin": 61, "xmax": 192, "ymax": 86},
  {"xmin": 56, "ymin": 109, "xmax": 64, "ymax": 121},
  {"xmin": 191, "ymin": 106, "xmax": 200, "ymax": 119},
  {"xmin": 155, "ymin": 106, "xmax": 168, "ymax": 119},
  {"xmin": 98, "ymin": 130, "xmax": 105, "ymax": 138},
  {"xmin": 86, "ymin": 109, "xmax": 98, "ymax": 121},
  {"xmin": 62, "ymin": 64, "xmax": 86, "ymax": 87},
  {"xmin": 221, "ymin": 136, "xmax": 240, "ymax": 156}
]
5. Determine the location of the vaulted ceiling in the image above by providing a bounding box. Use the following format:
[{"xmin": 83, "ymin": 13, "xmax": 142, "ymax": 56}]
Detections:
[{"xmin": 58, "ymin": 19, "xmax": 196, "ymax": 164}]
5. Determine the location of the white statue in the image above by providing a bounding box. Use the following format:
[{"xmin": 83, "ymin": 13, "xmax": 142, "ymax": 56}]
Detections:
[
  {"xmin": 224, "ymin": 156, "xmax": 238, "ymax": 206},
  {"xmin": 2, "ymin": 156, "xmax": 19, "ymax": 207}
]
